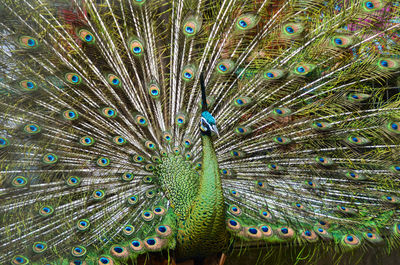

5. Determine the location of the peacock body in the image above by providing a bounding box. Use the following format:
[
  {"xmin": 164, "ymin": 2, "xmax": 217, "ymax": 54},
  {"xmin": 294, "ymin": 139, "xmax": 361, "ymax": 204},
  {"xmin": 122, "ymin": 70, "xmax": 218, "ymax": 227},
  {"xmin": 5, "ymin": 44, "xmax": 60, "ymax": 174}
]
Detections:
[{"xmin": 1, "ymin": 0, "xmax": 400, "ymax": 264}]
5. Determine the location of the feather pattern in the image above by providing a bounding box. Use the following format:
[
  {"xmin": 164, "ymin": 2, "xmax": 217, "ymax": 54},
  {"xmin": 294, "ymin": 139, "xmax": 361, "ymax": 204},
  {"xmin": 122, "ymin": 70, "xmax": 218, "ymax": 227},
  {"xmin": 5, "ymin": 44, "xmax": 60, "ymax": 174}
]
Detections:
[{"xmin": 0, "ymin": 0, "xmax": 400, "ymax": 264}]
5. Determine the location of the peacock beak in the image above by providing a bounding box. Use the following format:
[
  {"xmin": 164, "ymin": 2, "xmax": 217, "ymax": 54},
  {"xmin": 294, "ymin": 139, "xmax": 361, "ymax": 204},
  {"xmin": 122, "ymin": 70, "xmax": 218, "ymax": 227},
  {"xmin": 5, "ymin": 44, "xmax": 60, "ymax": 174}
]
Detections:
[{"xmin": 210, "ymin": 125, "xmax": 219, "ymax": 137}]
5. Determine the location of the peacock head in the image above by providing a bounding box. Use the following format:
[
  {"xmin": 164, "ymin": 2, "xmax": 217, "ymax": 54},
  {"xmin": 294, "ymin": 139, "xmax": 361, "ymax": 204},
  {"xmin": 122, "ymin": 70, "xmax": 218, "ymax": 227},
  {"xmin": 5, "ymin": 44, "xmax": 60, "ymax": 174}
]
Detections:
[{"xmin": 200, "ymin": 111, "xmax": 219, "ymax": 137}]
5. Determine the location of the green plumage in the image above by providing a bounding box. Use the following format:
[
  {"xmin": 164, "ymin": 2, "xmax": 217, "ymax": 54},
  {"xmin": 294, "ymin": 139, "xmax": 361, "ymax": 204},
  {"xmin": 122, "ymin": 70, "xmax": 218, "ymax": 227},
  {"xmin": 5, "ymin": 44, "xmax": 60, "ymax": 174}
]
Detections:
[{"xmin": 1, "ymin": 0, "xmax": 400, "ymax": 264}]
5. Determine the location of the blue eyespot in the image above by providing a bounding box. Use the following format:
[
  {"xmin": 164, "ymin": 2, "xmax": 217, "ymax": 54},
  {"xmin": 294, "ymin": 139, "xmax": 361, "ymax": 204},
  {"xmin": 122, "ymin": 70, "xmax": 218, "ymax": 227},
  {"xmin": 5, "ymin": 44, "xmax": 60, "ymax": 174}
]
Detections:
[
  {"xmin": 155, "ymin": 208, "xmax": 161, "ymax": 212},
  {"xmin": 239, "ymin": 20, "xmax": 247, "ymax": 28},
  {"xmin": 296, "ymin": 203, "xmax": 301, "ymax": 208},
  {"xmin": 277, "ymin": 137, "xmax": 282, "ymax": 142},
  {"xmin": 133, "ymin": 47, "xmax": 141, "ymax": 53},
  {"xmin": 232, "ymin": 207, "xmax": 238, "ymax": 212},
  {"xmin": 319, "ymin": 221, "xmax": 326, "ymax": 225},
  {"xmin": 85, "ymin": 34, "xmax": 93, "ymax": 41},
  {"xmin": 178, "ymin": 118, "xmax": 183, "ymax": 123},
  {"xmin": 352, "ymin": 94, "xmax": 359, "ymax": 99},
  {"xmin": 151, "ymin": 89, "xmax": 158, "ymax": 95},
  {"xmin": 112, "ymin": 78, "xmax": 119, "ymax": 85},
  {"xmin": 261, "ymin": 226, "xmax": 269, "ymax": 232},
  {"xmin": 395, "ymin": 166, "xmax": 400, "ymax": 171},
  {"xmin": 16, "ymin": 178, "xmax": 24, "ymax": 184},
  {"xmin": 27, "ymin": 81, "xmax": 34, "ymax": 89},
  {"xmin": 341, "ymin": 206, "xmax": 346, "ymax": 210},
  {"xmin": 308, "ymin": 181, "xmax": 313, "ymax": 185},
  {"xmin": 74, "ymin": 247, "xmax": 82, "ymax": 253},
  {"xmin": 184, "ymin": 72, "xmax": 192, "ymax": 79},
  {"xmin": 147, "ymin": 238, "xmax": 156, "ymax": 245},
  {"xmin": 229, "ymin": 220, "xmax": 238, "ymax": 226},
  {"xmin": 125, "ymin": 226, "xmax": 132, "ymax": 231},
  {"xmin": 43, "ymin": 207, "xmax": 50, "ymax": 213},
  {"xmin": 74, "ymin": 261, "xmax": 82, "ymax": 265},
  {"xmin": 36, "ymin": 243, "xmax": 44, "ymax": 249},
  {"xmin": 365, "ymin": 2, "xmax": 374, "ymax": 9},
  {"xmin": 305, "ymin": 230, "xmax": 312, "ymax": 236},
  {"xmin": 232, "ymin": 191, "xmax": 237, "ymax": 194},
  {"xmin": 100, "ymin": 257, "xmax": 109, "ymax": 264},
  {"xmin": 367, "ymin": 233, "xmax": 373, "ymax": 238},
  {"xmin": 96, "ymin": 191, "xmax": 102, "ymax": 196},
  {"xmin": 185, "ymin": 26, "xmax": 194, "ymax": 33},
  {"xmin": 281, "ymin": 228, "xmax": 288, "ymax": 234},
  {"xmin": 316, "ymin": 122, "xmax": 322, "ymax": 127},
  {"xmin": 319, "ymin": 157, "xmax": 325, "ymax": 162},
  {"xmin": 350, "ymin": 172, "xmax": 356, "ymax": 177},
  {"xmin": 248, "ymin": 228, "xmax": 257, "ymax": 234},
  {"xmin": 238, "ymin": 127, "xmax": 244, "ymax": 133},
  {"xmin": 219, "ymin": 64, "xmax": 227, "ymax": 72},
  {"xmin": 285, "ymin": 26, "xmax": 294, "ymax": 33},
  {"xmin": 80, "ymin": 221, "xmax": 87, "ymax": 226},
  {"xmin": 347, "ymin": 235, "xmax": 353, "ymax": 242},
  {"xmin": 144, "ymin": 212, "xmax": 150, "ymax": 217},
  {"xmin": 387, "ymin": 196, "xmax": 392, "ymax": 200},
  {"xmin": 381, "ymin": 60, "xmax": 388, "ymax": 67},
  {"xmin": 276, "ymin": 109, "xmax": 282, "ymax": 114},
  {"xmin": 108, "ymin": 110, "xmax": 114, "ymax": 115},
  {"xmin": 158, "ymin": 226, "xmax": 167, "ymax": 233},
  {"xmin": 139, "ymin": 118, "xmax": 146, "ymax": 124},
  {"xmin": 334, "ymin": 38, "xmax": 343, "ymax": 45},
  {"xmin": 258, "ymin": 182, "xmax": 263, "ymax": 186},
  {"xmin": 28, "ymin": 39, "xmax": 35, "ymax": 46},
  {"xmin": 114, "ymin": 247, "xmax": 123, "ymax": 253},
  {"xmin": 392, "ymin": 123, "xmax": 398, "ymax": 130},
  {"xmin": 71, "ymin": 75, "xmax": 79, "ymax": 83},
  {"xmin": 236, "ymin": 99, "xmax": 243, "ymax": 105},
  {"xmin": 297, "ymin": 67, "xmax": 305, "ymax": 73},
  {"xmin": 352, "ymin": 137, "xmax": 358, "ymax": 142},
  {"xmin": 266, "ymin": 72, "xmax": 274, "ymax": 78},
  {"xmin": 132, "ymin": 241, "xmax": 140, "ymax": 247},
  {"xmin": 262, "ymin": 211, "xmax": 268, "ymax": 216},
  {"xmin": 0, "ymin": 139, "xmax": 5, "ymax": 145},
  {"xmin": 30, "ymin": 125, "xmax": 38, "ymax": 131},
  {"xmin": 318, "ymin": 228, "xmax": 324, "ymax": 233}
]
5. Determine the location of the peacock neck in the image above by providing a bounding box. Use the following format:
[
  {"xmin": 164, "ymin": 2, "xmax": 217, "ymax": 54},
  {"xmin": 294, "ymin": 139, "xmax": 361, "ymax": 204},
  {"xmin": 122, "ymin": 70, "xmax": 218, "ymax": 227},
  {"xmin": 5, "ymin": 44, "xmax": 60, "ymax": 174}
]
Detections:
[{"xmin": 176, "ymin": 134, "xmax": 228, "ymax": 259}]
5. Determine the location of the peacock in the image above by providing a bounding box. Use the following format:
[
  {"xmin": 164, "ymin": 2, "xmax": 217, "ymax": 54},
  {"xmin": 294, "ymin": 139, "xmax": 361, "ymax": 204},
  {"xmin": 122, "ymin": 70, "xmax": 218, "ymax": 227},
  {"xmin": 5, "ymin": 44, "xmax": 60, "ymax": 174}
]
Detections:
[{"xmin": 1, "ymin": 0, "xmax": 400, "ymax": 264}]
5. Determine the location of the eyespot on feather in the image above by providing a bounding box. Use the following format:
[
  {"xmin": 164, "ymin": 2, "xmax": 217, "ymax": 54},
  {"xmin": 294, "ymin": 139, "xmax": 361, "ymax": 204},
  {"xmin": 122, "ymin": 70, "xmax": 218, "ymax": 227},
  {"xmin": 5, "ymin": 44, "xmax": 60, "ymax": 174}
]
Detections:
[
  {"xmin": 39, "ymin": 205, "xmax": 54, "ymax": 217},
  {"xmin": 78, "ymin": 29, "xmax": 95, "ymax": 44},
  {"xmin": 71, "ymin": 246, "xmax": 86, "ymax": 257},
  {"xmin": 96, "ymin": 157, "xmax": 110, "ymax": 167},
  {"xmin": 63, "ymin": 109, "xmax": 79, "ymax": 121},
  {"xmin": 107, "ymin": 74, "xmax": 121, "ymax": 87},
  {"xmin": 32, "ymin": 242, "xmax": 47, "ymax": 253},
  {"xmin": 79, "ymin": 136, "xmax": 95, "ymax": 146},
  {"xmin": 236, "ymin": 13, "xmax": 259, "ymax": 31},
  {"xmin": 182, "ymin": 14, "xmax": 202, "ymax": 36},
  {"xmin": 18, "ymin": 36, "xmax": 39, "ymax": 49},
  {"xmin": 293, "ymin": 63, "xmax": 316, "ymax": 76},
  {"xmin": 19, "ymin": 80, "xmax": 38, "ymax": 91},
  {"xmin": 263, "ymin": 69, "xmax": 286, "ymax": 80},
  {"xmin": 148, "ymin": 82, "xmax": 161, "ymax": 99},
  {"xmin": 216, "ymin": 60, "xmax": 235, "ymax": 74},
  {"xmin": 282, "ymin": 23, "xmax": 304, "ymax": 38},
  {"xmin": 42, "ymin": 153, "xmax": 58, "ymax": 164},
  {"xmin": 92, "ymin": 189, "xmax": 106, "ymax": 200},
  {"xmin": 65, "ymin": 73, "xmax": 82, "ymax": 85},
  {"xmin": 66, "ymin": 176, "xmax": 81, "ymax": 187},
  {"xmin": 0, "ymin": 137, "xmax": 10, "ymax": 149},
  {"xmin": 77, "ymin": 219, "xmax": 90, "ymax": 231},
  {"xmin": 12, "ymin": 176, "xmax": 28, "ymax": 188},
  {"xmin": 129, "ymin": 38, "xmax": 144, "ymax": 56},
  {"xmin": 101, "ymin": 107, "xmax": 117, "ymax": 118}
]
